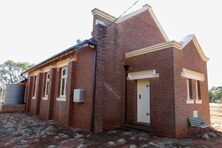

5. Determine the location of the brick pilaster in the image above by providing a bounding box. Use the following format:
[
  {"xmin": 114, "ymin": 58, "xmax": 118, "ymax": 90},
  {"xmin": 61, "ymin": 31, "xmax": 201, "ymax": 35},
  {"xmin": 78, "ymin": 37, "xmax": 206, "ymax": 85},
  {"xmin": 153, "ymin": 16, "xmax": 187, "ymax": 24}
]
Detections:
[
  {"xmin": 93, "ymin": 24, "xmax": 107, "ymax": 133},
  {"xmin": 64, "ymin": 61, "xmax": 76, "ymax": 127},
  {"xmin": 35, "ymin": 73, "xmax": 43, "ymax": 115},
  {"xmin": 26, "ymin": 76, "xmax": 33, "ymax": 112},
  {"xmin": 48, "ymin": 68, "xmax": 57, "ymax": 120}
]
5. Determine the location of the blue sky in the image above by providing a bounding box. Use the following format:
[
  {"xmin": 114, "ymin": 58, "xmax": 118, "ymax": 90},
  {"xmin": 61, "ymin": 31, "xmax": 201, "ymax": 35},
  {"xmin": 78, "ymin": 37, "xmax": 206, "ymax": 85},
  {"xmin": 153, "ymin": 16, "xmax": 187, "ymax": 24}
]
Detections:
[{"xmin": 0, "ymin": 0, "xmax": 221, "ymax": 88}]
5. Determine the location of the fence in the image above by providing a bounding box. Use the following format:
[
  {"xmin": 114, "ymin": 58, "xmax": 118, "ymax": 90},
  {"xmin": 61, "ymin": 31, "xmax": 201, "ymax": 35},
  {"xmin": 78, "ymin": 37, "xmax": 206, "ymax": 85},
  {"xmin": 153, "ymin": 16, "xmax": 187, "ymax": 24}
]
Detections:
[{"xmin": 210, "ymin": 103, "xmax": 222, "ymax": 124}]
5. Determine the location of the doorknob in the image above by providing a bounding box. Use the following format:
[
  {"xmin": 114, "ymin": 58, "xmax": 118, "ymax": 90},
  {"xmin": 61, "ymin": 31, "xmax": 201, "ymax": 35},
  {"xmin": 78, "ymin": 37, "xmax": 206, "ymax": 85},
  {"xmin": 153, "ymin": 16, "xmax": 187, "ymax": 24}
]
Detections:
[
  {"xmin": 139, "ymin": 94, "xmax": 141, "ymax": 99},
  {"xmin": 146, "ymin": 113, "xmax": 150, "ymax": 116}
]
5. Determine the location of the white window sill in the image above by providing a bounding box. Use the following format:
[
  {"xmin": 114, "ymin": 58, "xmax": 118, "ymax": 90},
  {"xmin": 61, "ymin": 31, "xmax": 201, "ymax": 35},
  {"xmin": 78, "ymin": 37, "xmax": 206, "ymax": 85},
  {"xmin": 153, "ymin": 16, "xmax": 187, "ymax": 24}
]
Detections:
[
  {"xmin": 56, "ymin": 97, "xmax": 66, "ymax": 101},
  {"xmin": 186, "ymin": 99, "xmax": 194, "ymax": 104},
  {"xmin": 42, "ymin": 97, "xmax": 48, "ymax": 100},
  {"xmin": 32, "ymin": 97, "xmax": 36, "ymax": 100},
  {"xmin": 196, "ymin": 99, "xmax": 202, "ymax": 104}
]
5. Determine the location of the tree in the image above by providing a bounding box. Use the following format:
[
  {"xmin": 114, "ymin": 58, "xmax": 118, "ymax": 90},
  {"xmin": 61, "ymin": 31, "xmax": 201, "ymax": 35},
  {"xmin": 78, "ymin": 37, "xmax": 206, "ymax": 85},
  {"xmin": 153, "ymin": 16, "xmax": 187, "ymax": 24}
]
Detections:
[
  {"xmin": 0, "ymin": 60, "xmax": 34, "ymax": 89},
  {"xmin": 209, "ymin": 86, "xmax": 222, "ymax": 103}
]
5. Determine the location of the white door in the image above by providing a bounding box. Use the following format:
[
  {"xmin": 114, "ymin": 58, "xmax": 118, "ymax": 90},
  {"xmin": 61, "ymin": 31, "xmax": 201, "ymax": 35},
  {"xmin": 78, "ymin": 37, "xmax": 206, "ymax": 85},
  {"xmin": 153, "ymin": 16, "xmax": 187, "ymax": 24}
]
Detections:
[{"xmin": 137, "ymin": 79, "xmax": 150, "ymax": 123}]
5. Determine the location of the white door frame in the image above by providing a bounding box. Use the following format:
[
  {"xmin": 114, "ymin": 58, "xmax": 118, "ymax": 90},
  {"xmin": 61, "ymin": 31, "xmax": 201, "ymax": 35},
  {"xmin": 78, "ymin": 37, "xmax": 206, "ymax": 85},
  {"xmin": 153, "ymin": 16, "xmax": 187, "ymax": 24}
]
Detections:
[{"xmin": 137, "ymin": 79, "xmax": 150, "ymax": 124}]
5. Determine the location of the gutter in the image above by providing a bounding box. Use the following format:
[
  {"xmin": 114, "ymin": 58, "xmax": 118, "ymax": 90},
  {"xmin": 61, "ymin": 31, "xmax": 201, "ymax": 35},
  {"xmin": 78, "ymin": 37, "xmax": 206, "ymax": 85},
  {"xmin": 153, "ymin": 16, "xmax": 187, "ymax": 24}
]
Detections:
[
  {"xmin": 91, "ymin": 40, "xmax": 97, "ymax": 133},
  {"xmin": 21, "ymin": 39, "xmax": 96, "ymax": 75},
  {"xmin": 20, "ymin": 73, "xmax": 27, "ymax": 81},
  {"xmin": 124, "ymin": 65, "xmax": 129, "ymax": 124}
]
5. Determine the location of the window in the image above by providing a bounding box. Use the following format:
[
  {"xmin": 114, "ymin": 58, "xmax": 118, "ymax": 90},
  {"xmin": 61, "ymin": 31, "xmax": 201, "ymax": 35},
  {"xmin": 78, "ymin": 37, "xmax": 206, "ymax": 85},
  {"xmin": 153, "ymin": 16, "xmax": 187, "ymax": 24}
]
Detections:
[
  {"xmin": 59, "ymin": 67, "xmax": 68, "ymax": 98},
  {"xmin": 187, "ymin": 79, "xmax": 193, "ymax": 99},
  {"xmin": 187, "ymin": 79, "xmax": 194, "ymax": 104},
  {"xmin": 196, "ymin": 81, "xmax": 202, "ymax": 104},
  {"xmin": 44, "ymin": 72, "xmax": 50, "ymax": 97},
  {"xmin": 196, "ymin": 81, "xmax": 201, "ymax": 100},
  {"xmin": 32, "ymin": 76, "xmax": 37, "ymax": 99}
]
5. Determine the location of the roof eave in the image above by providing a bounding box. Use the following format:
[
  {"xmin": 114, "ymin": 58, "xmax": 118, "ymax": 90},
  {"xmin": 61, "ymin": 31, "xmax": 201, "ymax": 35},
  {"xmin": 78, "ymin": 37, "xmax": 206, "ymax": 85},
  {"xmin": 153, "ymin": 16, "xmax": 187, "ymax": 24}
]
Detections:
[{"xmin": 21, "ymin": 39, "xmax": 96, "ymax": 75}]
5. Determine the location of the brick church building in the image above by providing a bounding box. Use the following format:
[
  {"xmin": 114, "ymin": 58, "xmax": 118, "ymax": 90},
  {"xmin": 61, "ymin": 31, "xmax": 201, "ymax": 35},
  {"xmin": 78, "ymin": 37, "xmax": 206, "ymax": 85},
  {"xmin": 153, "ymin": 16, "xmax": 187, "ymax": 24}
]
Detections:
[{"xmin": 22, "ymin": 4, "xmax": 210, "ymax": 137}]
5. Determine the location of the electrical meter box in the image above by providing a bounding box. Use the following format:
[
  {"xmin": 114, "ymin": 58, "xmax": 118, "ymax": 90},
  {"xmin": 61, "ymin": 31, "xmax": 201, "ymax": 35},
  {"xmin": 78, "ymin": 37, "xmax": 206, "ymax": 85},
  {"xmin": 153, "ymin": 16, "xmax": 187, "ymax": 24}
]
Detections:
[{"xmin": 73, "ymin": 89, "xmax": 85, "ymax": 102}]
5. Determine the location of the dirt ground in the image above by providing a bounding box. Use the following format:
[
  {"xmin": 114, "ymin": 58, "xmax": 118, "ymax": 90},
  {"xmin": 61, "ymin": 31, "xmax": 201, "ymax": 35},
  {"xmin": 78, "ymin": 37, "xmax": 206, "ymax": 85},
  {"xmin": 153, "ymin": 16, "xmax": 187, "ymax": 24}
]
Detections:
[{"xmin": 0, "ymin": 113, "xmax": 222, "ymax": 148}]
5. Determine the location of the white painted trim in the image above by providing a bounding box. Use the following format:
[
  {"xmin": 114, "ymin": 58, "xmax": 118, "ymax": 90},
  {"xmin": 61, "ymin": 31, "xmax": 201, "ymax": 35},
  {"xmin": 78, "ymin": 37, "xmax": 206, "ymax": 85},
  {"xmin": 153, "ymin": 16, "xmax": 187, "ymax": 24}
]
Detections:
[
  {"xmin": 41, "ymin": 67, "xmax": 51, "ymax": 73},
  {"xmin": 32, "ymin": 97, "xmax": 36, "ymax": 100},
  {"xmin": 193, "ymin": 110, "xmax": 198, "ymax": 117},
  {"xmin": 118, "ymin": 4, "xmax": 169, "ymax": 41},
  {"xmin": 196, "ymin": 99, "xmax": 202, "ymax": 104},
  {"xmin": 147, "ymin": 6, "xmax": 169, "ymax": 41},
  {"xmin": 55, "ymin": 59, "xmax": 70, "ymax": 68},
  {"xmin": 44, "ymin": 72, "xmax": 50, "ymax": 98},
  {"xmin": 117, "ymin": 5, "xmax": 150, "ymax": 23},
  {"xmin": 56, "ymin": 97, "xmax": 66, "ymax": 101},
  {"xmin": 31, "ymin": 71, "xmax": 40, "ymax": 76},
  {"xmin": 187, "ymin": 79, "xmax": 191, "ymax": 100},
  {"xmin": 181, "ymin": 68, "xmax": 205, "ymax": 81},
  {"xmin": 125, "ymin": 41, "xmax": 182, "ymax": 58},
  {"xmin": 195, "ymin": 80, "xmax": 202, "ymax": 102},
  {"xmin": 186, "ymin": 99, "xmax": 194, "ymax": 104},
  {"xmin": 128, "ymin": 70, "xmax": 159, "ymax": 80},
  {"xmin": 92, "ymin": 8, "xmax": 116, "ymax": 22},
  {"xmin": 195, "ymin": 81, "xmax": 198, "ymax": 100},
  {"xmin": 125, "ymin": 34, "xmax": 208, "ymax": 62},
  {"xmin": 42, "ymin": 97, "xmax": 48, "ymax": 100},
  {"xmin": 29, "ymin": 57, "xmax": 76, "ymax": 76},
  {"xmin": 59, "ymin": 67, "xmax": 68, "ymax": 98},
  {"xmin": 92, "ymin": 5, "xmax": 169, "ymax": 41},
  {"xmin": 180, "ymin": 34, "xmax": 209, "ymax": 62},
  {"xmin": 95, "ymin": 19, "xmax": 106, "ymax": 26}
]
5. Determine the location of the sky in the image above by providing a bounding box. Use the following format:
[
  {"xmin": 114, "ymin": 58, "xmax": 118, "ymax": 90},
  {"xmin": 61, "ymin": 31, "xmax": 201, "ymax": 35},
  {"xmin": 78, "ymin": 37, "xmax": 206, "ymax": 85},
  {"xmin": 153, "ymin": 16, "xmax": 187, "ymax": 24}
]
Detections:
[{"xmin": 0, "ymin": 0, "xmax": 221, "ymax": 88}]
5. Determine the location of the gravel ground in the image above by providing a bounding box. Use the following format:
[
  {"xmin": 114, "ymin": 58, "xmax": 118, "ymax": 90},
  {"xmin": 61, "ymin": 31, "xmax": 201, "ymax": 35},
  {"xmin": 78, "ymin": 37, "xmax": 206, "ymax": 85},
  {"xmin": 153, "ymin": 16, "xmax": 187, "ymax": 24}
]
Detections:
[{"xmin": 0, "ymin": 113, "xmax": 222, "ymax": 148}]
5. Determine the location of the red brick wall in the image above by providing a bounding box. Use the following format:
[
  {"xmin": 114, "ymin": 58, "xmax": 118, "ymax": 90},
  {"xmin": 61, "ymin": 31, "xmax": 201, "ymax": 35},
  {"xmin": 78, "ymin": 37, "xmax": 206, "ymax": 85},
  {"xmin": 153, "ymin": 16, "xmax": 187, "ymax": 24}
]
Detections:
[
  {"xmin": 92, "ymin": 8, "xmax": 167, "ymax": 132},
  {"xmin": 71, "ymin": 47, "xmax": 94, "ymax": 130},
  {"xmin": 24, "ymin": 8, "xmax": 209, "ymax": 138},
  {"xmin": 35, "ymin": 73, "xmax": 43, "ymax": 115},
  {"xmin": 173, "ymin": 42, "xmax": 210, "ymax": 137},
  {"xmin": 119, "ymin": 11, "xmax": 166, "ymax": 52},
  {"xmin": 0, "ymin": 104, "xmax": 25, "ymax": 113},
  {"xmin": 37, "ymin": 69, "xmax": 57, "ymax": 120},
  {"xmin": 52, "ymin": 67, "xmax": 67, "ymax": 125},
  {"xmin": 125, "ymin": 48, "xmax": 176, "ymax": 137},
  {"xmin": 39, "ymin": 73, "xmax": 49, "ymax": 119},
  {"xmin": 29, "ymin": 76, "xmax": 37, "ymax": 115},
  {"xmin": 25, "ymin": 76, "xmax": 33, "ymax": 112},
  {"xmin": 26, "ymin": 47, "xmax": 94, "ymax": 130}
]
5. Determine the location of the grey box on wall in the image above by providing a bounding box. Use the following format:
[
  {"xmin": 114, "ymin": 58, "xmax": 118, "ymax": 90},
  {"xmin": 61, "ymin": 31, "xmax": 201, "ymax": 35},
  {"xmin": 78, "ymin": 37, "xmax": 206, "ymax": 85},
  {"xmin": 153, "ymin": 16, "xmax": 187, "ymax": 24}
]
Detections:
[{"xmin": 73, "ymin": 89, "xmax": 85, "ymax": 102}]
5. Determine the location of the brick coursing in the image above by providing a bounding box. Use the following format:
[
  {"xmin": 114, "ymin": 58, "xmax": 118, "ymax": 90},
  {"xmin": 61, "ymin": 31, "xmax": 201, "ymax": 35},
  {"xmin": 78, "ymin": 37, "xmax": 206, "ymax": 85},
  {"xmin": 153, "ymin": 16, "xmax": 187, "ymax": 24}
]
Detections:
[
  {"xmin": 125, "ymin": 48, "xmax": 176, "ymax": 137},
  {"xmin": 24, "ymin": 8, "xmax": 209, "ymax": 138},
  {"xmin": 173, "ymin": 42, "xmax": 210, "ymax": 137},
  {"xmin": 64, "ymin": 61, "xmax": 75, "ymax": 127},
  {"xmin": 91, "ymin": 9, "xmax": 168, "ymax": 132},
  {"xmin": 71, "ymin": 47, "xmax": 94, "ymax": 130},
  {"xmin": 48, "ymin": 68, "xmax": 57, "ymax": 119},
  {"xmin": 35, "ymin": 73, "xmax": 43, "ymax": 115}
]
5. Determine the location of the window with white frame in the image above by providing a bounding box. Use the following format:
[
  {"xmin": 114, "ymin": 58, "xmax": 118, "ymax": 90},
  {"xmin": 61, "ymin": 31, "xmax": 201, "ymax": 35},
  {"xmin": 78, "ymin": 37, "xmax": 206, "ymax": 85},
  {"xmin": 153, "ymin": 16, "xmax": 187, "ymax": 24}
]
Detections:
[
  {"xmin": 195, "ymin": 80, "xmax": 202, "ymax": 104},
  {"xmin": 44, "ymin": 72, "xmax": 50, "ymax": 97},
  {"xmin": 187, "ymin": 79, "xmax": 193, "ymax": 101},
  {"xmin": 32, "ymin": 76, "xmax": 37, "ymax": 99},
  {"xmin": 59, "ymin": 67, "xmax": 68, "ymax": 98}
]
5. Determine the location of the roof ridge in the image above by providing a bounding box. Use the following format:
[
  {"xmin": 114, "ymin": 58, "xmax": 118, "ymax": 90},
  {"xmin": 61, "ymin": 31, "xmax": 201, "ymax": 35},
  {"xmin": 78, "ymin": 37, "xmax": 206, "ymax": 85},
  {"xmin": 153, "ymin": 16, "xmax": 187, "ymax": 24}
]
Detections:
[{"xmin": 117, "ymin": 4, "xmax": 151, "ymax": 23}]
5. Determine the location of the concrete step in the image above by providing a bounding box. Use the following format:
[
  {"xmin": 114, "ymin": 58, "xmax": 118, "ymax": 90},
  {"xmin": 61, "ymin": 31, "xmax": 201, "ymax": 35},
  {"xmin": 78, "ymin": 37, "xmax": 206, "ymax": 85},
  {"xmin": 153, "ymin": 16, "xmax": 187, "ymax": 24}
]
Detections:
[{"xmin": 124, "ymin": 123, "xmax": 153, "ymax": 132}]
